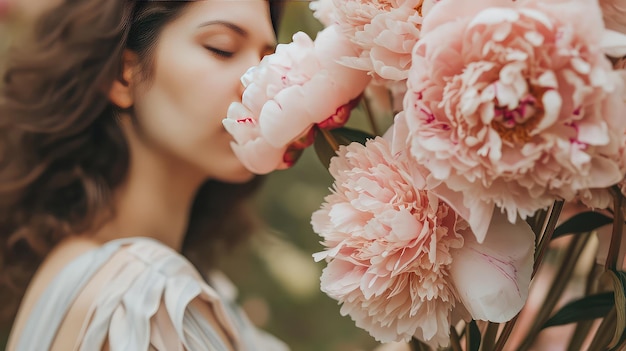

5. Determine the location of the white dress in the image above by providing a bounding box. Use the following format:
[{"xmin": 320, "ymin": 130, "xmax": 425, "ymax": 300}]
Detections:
[{"xmin": 10, "ymin": 237, "xmax": 290, "ymax": 351}]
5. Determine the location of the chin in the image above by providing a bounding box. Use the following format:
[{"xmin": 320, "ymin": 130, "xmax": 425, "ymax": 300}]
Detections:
[
  {"xmin": 213, "ymin": 165, "xmax": 256, "ymax": 184},
  {"xmin": 228, "ymin": 169, "xmax": 256, "ymax": 183}
]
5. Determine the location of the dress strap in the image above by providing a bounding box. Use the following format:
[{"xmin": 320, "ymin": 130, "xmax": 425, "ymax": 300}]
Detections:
[{"xmin": 14, "ymin": 240, "xmax": 126, "ymax": 350}]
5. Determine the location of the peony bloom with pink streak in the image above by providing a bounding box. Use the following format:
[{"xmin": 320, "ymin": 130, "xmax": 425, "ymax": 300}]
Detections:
[
  {"xmin": 311, "ymin": 137, "xmax": 534, "ymax": 346},
  {"xmin": 401, "ymin": 0, "xmax": 626, "ymax": 240},
  {"xmin": 223, "ymin": 25, "xmax": 370, "ymax": 174}
]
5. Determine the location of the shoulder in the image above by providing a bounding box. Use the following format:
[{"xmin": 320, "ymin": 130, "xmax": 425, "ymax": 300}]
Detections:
[
  {"xmin": 7, "ymin": 236, "xmax": 229, "ymax": 351},
  {"xmin": 8, "ymin": 236, "xmax": 101, "ymax": 350}
]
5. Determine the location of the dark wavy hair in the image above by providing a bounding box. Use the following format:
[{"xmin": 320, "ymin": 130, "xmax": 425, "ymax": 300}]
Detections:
[{"xmin": 0, "ymin": 0, "xmax": 283, "ymax": 326}]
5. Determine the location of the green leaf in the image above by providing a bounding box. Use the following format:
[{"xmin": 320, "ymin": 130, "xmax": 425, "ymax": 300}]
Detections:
[
  {"xmin": 410, "ymin": 337, "xmax": 432, "ymax": 351},
  {"xmin": 607, "ymin": 270, "xmax": 626, "ymax": 350},
  {"xmin": 468, "ymin": 320, "xmax": 481, "ymax": 351},
  {"xmin": 552, "ymin": 211, "xmax": 612, "ymax": 239},
  {"xmin": 330, "ymin": 127, "xmax": 375, "ymax": 146},
  {"xmin": 313, "ymin": 130, "xmax": 339, "ymax": 170},
  {"xmin": 313, "ymin": 127, "xmax": 375, "ymax": 170},
  {"xmin": 542, "ymin": 292, "xmax": 615, "ymax": 329}
]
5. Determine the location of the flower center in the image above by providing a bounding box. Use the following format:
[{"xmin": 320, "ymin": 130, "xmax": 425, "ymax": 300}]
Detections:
[{"xmin": 490, "ymin": 93, "xmax": 543, "ymax": 144}]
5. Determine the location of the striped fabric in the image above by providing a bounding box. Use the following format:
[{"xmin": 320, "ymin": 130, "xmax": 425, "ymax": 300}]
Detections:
[{"xmin": 12, "ymin": 237, "xmax": 289, "ymax": 351}]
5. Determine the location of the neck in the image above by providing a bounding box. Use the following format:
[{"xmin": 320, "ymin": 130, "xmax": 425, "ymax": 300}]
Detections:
[{"xmin": 89, "ymin": 121, "xmax": 206, "ymax": 251}]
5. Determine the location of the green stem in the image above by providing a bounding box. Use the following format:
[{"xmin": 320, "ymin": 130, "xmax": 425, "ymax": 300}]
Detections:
[
  {"xmin": 518, "ymin": 231, "xmax": 593, "ymax": 351},
  {"xmin": 481, "ymin": 322, "xmax": 500, "ymax": 351},
  {"xmin": 588, "ymin": 307, "xmax": 617, "ymax": 351},
  {"xmin": 319, "ymin": 127, "xmax": 340, "ymax": 152},
  {"xmin": 567, "ymin": 264, "xmax": 603, "ymax": 351},
  {"xmin": 493, "ymin": 316, "xmax": 519, "ymax": 351},
  {"xmin": 361, "ymin": 95, "xmax": 381, "ymax": 136},
  {"xmin": 449, "ymin": 326, "xmax": 463, "ymax": 351},
  {"xmin": 527, "ymin": 208, "xmax": 548, "ymax": 247},
  {"xmin": 567, "ymin": 320, "xmax": 597, "ymax": 351},
  {"xmin": 606, "ymin": 187, "xmax": 624, "ymax": 271},
  {"xmin": 410, "ymin": 337, "xmax": 431, "ymax": 351},
  {"xmin": 493, "ymin": 202, "xmax": 563, "ymax": 351},
  {"xmin": 533, "ymin": 200, "xmax": 565, "ymax": 277}
]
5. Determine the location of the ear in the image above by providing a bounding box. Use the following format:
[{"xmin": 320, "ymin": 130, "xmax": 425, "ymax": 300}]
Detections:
[{"xmin": 108, "ymin": 50, "xmax": 139, "ymax": 109}]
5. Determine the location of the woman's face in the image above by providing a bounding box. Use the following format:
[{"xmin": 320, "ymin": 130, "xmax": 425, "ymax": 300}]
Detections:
[{"xmin": 129, "ymin": 0, "xmax": 276, "ymax": 183}]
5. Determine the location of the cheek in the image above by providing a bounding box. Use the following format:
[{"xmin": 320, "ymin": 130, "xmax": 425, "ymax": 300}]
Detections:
[
  {"xmin": 153, "ymin": 68, "xmax": 228, "ymax": 136},
  {"xmin": 134, "ymin": 46, "xmax": 250, "ymax": 163},
  {"xmin": 171, "ymin": 66, "xmax": 242, "ymax": 133},
  {"xmin": 133, "ymin": 76, "xmax": 237, "ymax": 164}
]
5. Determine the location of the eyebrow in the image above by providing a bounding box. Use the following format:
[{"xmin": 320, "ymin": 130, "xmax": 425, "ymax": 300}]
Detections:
[{"xmin": 198, "ymin": 20, "xmax": 248, "ymax": 36}]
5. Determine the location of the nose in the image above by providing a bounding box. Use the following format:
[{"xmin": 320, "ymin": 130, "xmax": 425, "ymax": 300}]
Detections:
[
  {"xmin": 237, "ymin": 79, "xmax": 245, "ymax": 101},
  {"xmin": 237, "ymin": 54, "xmax": 264, "ymax": 100}
]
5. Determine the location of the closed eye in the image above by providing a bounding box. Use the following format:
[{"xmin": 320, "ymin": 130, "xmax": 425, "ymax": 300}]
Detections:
[{"xmin": 205, "ymin": 47, "xmax": 234, "ymax": 58}]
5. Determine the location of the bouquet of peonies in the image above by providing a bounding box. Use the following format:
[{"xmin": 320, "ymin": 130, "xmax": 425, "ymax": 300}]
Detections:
[{"xmin": 224, "ymin": 0, "xmax": 626, "ymax": 349}]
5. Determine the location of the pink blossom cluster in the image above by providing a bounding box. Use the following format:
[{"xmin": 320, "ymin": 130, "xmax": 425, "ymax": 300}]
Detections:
[
  {"xmin": 309, "ymin": 0, "xmax": 439, "ymax": 109},
  {"xmin": 312, "ymin": 137, "xmax": 534, "ymax": 347},
  {"xmin": 401, "ymin": 0, "xmax": 626, "ymax": 239},
  {"xmin": 223, "ymin": 25, "xmax": 370, "ymax": 174},
  {"xmin": 224, "ymin": 0, "xmax": 626, "ymax": 345}
]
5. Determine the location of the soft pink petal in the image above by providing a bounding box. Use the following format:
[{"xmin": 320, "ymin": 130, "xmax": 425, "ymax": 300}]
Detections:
[
  {"xmin": 229, "ymin": 140, "xmax": 286, "ymax": 175},
  {"xmin": 600, "ymin": 29, "xmax": 626, "ymax": 57},
  {"xmin": 449, "ymin": 211, "xmax": 534, "ymax": 322}
]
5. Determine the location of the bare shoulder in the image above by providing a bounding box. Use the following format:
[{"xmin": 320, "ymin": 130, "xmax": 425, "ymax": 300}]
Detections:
[
  {"xmin": 7, "ymin": 236, "xmax": 101, "ymax": 350},
  {"xmin": 6, "ymin": 237, "xmax": 237, "ymax": 351}
]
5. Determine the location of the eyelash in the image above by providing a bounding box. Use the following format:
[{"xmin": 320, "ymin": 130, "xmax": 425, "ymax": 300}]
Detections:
[{"xmin": 205, "ymin": 47, "xmax": 234, "ymax": 58}]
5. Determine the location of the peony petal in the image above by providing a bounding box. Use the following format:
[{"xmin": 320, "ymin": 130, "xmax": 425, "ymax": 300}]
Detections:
[
  {"xmin": 229, "ymin": 140, "xmax": 286, "ymax": 175},
  {"xmin": 600, "ymin": 29, "xmax": 626, "ymax": 57},
  {"xmin": 223, "ymin": 103, "xmax": 259, "ymax": 143},
  {"xmin": 390, "ymin": 209, "xmax": 423, "ymax": 241},
  {"xmin": 577, "ymin": 121, "xmax": 609, "ymax": 145},
  {"xmin": 449, "ymin": 211, "xmax": 534, "ymax": 322},
  {"xmin": 533, "ymin": 89, "xmax": 561, "ymax": 133},
  {"xmin": 469, "ymin": 8, "xmax": 519, "ymax": 28},
  {"xmin": 588, "ymin": 156, "xmax": 623, "ymax": 188},
  {"xmin": 421, "ymin": 0, "xmax": 510, "ymax": 34}
]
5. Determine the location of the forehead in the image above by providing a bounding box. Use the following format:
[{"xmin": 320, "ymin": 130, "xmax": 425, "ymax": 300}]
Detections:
[{"xmin": 175, "ymin": 0, "xmax": 275, "ymax": 41}]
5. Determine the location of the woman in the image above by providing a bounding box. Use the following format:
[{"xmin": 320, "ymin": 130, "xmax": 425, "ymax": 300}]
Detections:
[{"xmin": 0, "ymin": 0, "xmax": 288, "ymax": 350}]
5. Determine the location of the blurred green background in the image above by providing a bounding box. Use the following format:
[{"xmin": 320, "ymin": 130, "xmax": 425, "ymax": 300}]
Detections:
[{"xmin": 0, "ymin": 2, "xmax": 383, "ymax": 350}]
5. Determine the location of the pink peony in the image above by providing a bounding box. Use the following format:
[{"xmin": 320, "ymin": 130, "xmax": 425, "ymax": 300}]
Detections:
[
  {"xmin": 339, "ymin": 0, "xmax": 423, "ymax": 82},
  {"xmin": 401, "ymin": 0, "xmax": 626, "ymax": 239},
  {"xmin": 330, "ymin": 0, "xmax": 399, "ymax": 37},
  {"xmin": 223, "ymin": 25, "xmax": 370, "ymax": 174},
  {"xmin": 325, "ymin": 0, "xmax": 442, "ymax": 115},
  {"xmin": 311, "ymin": 137, "xmax": 534, "ymax": 346},
  {"xmin": 310, "ymin": 0, "xmax": 337, "ymax": 27}
]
